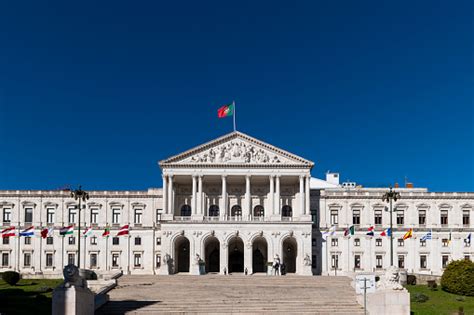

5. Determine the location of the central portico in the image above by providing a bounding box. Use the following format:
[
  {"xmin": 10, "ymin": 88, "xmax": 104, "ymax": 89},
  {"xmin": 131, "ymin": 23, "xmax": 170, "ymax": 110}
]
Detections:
[{"xmin": 158, "ymin": 131, "xmax": 314, "ymax": 275}]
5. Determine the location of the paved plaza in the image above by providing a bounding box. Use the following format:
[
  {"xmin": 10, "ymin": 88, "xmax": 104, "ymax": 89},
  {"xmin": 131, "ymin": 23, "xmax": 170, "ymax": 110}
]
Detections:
[{"xmin": 97, "ymin": 274, "xmax": 365, "ymax": 314}]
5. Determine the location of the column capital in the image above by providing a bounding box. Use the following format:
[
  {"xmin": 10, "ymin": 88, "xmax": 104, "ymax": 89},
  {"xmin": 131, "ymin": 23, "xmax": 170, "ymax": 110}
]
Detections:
[
  {"xmin": 221, "ymin": 174, "xmax": 227, "ymax": 179},
  {"xmin": 269, "ymin": 175, "xmax": 275, "ymax": 180},
  {"xmin": 245, "ymin": 174, "xmax": 251, "ymax": 179}
]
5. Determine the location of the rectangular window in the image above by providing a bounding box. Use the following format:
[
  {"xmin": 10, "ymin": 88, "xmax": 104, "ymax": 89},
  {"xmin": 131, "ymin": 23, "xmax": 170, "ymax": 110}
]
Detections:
[
  {"xmin": 331, "ymin": 254, "xmax": 339, "ymax": 269},
  {"xmin": 396, "ymin": 211, "xmax": 404, "ymax": 225},
  {"xmin": 420, "ymin": 239, "xmax": 426, "ymax": 247},
  {"xmin": 46, "ymin": 208, "xmax": 55, "ymax": 224},
  {"xmin": 330, "ymin": 210, "xmax": 338, "ymax": 225},
  {"xmin": 441, "ymin": 210, "xmax": 448, "ymax": 225},
  {"xmin": 156, "ymin": 209, "xmax": 162, "ymax": 222},
  {"xmin": 352, "ymin": 209, "xmax": 360, "ymax": 225},
  {"xmin": 156, "ymin": 254, "xmax": 161, "ymax": 268},
  {"xmin": 2, "ymin": 253, "xmax": 9, "ymax": 267},
  {"xmin": 354, "ymin": 254, "xmax": 361, "ymax": 269},
  {"xmin": 354, "ymin": 238, "xmax": 360, "ymax": 246},
  {"xmin": 374, "ymin": 210, "xmax": 382, "ymax": 225},
  {"xmin": 112, "ymin": 254, "xmax": 119, "ymax": 267},
  {"xmin": 68, "ymin": 207, "xmax": 77, "ymax": 224},
  {"xmin": 46, "ymin": 237, "xmax": 53, "ymax": 245},
  {"xmin": 112, "ymin": 208, "xmax": 121, "ymax": 224},
  {"xmin": 398, "ymin": 238, "xmax": 404, "ymax": 247},
  {"xmin": 90, "ymin": 208, "xmax": 99, "ymax": 224},
  {"xmin": 442, "ymin": 255, "xmax": 449, "ymax": 268},
  {"xmin": 24, "ymin": 253, "xmax": 31, "ymax": 267},
  {"xmin": 156, "ymin": 237, "xmax": 161, "ymax": 246},
  {"xmin": 68, "ymin": 253, "xmax": 75, "ymax": 265},
  {"xmin": 134, "ymin": 209, "xmax": 143, "ymax": 224},
  {"xmin": 24, "ymin": 237, "xmax": 31, "ymax": 245},
  {"xmin": 113, "ymin": 237, "xmax": 119, "ymax": 245},
  {"xmin": 90, "ymin": 253, "xmax": 97, "ymax": 268},
  {"xmin": 465, "ymin": 255, "xmax": 471, "ymax": 261},
  {"xmin": 398, "ymin": 255, "xmax": 405, "ymax": 269},
  {"xmin": 376, "ymin": 255, "xmax": 383, "ymax": 269},
  {"xmin": 376, "ymin": 238, "xmax": 382, "ymax": 247},
  {"xmin": 90, "ymin": 236, "xmax": 98, "ymax": 245},
  {"xmin": 420, "ymin": 255, "xmax": 427, "ymax": 269},
  {"xmin": 2, "ymin": 208, "xmax": 11, "ymax": 223},
  {"xmin": 463, "ymin": 210, "xmax": 470, "ymax": 226},
  {"xmin": 25, "ymin": 207, "xmax": 33, "ymax": 224},
  {"xmin": 46, "ymin": 253, "xmax": 53, "ymax": 267},
  {"xmin": 442, "ymin": 238, "xmax": 449, "ymax": 247},
  {"xmin": 68, "ymin": 236, "xmax": 75, "ymax": 245},
  {"xmin": 134, "ymin": 253, "xmax": 142, "ymax": 267},
  {"xmin": 331, "ymin": 238, "xmax": 338, "ymax": 247},
  {"xmin": 418, "ymin": 210, "xmax": 426, "ymax": 225},
  {"xmin": 2, "ymin": 237, "xmax": 8, "ymax": 245},
  {"xmin": 135, "ymin": 237, "xmax": 141, "ymax": 245}
]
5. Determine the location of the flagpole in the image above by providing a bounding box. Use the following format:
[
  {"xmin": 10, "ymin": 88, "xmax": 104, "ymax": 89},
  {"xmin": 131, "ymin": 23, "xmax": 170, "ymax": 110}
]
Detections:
[
  {"xmin": 39, "ymin": 223, "xmax": 42, "ymax": 273},
  {"xmin": 84, "ymin": 231, "xmax": 87, "ymax": 268},
  {"xmin": 233, "ymin": 101, "xmax": 236, "ymax": 131}
]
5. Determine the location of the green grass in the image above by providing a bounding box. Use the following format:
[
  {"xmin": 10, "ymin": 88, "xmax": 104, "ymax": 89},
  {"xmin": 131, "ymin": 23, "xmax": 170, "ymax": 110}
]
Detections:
[
  {"xmin": 0, "ymin": 278, "xmax": 62, "ymax": 315},
  {"xmin": 407, "ymin": 285, "xmax": 474, "ymax": 315}
]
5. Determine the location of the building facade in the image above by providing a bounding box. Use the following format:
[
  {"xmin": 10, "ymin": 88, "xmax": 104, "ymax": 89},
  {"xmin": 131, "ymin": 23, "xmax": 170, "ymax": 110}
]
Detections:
[{"xmin": 0, "ymin": 131, "xmax": 472, "ymax": 277}]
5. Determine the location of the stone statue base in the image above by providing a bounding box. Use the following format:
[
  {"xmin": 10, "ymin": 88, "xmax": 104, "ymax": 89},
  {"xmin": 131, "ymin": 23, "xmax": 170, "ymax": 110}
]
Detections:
[
  {"xmin": 366, "ymin": 289, "xmax": 410, "ymax": 315},
  {"xmin": 52, "ymin": 284, "xmax": 95, "ymax": 315}
]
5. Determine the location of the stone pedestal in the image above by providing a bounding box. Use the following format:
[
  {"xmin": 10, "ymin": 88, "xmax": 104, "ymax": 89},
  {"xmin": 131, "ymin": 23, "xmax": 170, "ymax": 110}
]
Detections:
[
  {"xmin": 300, "ymin": 264, "xmax": 313, "ymax": 276},
  {"xmin": 52, "ymin": 285, "xmax": 95, "ymax": 315},
  {"xmin": 366, "ymin": 289, "xmax": 410, "ymax": 315}
]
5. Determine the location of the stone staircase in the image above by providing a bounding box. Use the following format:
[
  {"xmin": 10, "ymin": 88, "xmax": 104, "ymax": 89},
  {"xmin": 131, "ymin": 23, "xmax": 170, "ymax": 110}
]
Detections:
[{"xmin": 96, "ymin": 274, "xmax": 365, "ymax": 314}]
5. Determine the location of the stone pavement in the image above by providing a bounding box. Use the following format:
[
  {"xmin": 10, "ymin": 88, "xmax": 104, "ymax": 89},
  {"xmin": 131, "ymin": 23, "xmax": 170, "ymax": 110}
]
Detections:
[{"xmin": 96, "ymin": 274, "xmax": 365, "ymax": 314}]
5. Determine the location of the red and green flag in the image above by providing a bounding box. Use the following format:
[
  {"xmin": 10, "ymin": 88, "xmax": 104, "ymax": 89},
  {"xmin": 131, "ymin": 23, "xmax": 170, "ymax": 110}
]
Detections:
[
  {"xmin": 217, "ymin": 103, "xmax": 234, "ymax": 118},
  {"xmin": 344, "ymin": 225, "xmax": 355, "ymax": 237},
  {"xmin": 102, "ymin": 226, "xmax": 110, "ymax": 237}
]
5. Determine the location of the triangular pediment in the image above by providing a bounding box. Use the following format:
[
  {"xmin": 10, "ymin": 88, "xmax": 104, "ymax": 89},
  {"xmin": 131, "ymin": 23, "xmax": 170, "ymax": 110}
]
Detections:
[{"xmin": 159, "ymin": 131, "xmax": 314, "ymax": 168}]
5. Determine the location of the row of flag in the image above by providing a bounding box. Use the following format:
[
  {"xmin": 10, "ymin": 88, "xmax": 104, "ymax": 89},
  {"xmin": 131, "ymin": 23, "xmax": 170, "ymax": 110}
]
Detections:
[
  {"xmin": 322, "ymin": 225, "xmax": 472, "ymax": 244},
  {"xmin": 1, "ymin": 225, "xmax": 130, "ymax": 239}
]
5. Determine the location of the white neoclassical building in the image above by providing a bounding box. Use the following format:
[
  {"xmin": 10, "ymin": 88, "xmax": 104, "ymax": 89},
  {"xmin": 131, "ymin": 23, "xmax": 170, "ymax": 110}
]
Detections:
[{"xmin": 0, "ymin": 131, "xmax": 472, "ymax": 277}]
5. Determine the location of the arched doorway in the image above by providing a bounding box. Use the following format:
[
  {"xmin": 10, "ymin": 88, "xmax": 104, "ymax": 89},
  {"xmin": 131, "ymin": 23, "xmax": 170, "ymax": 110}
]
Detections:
[
  {"xmin": 174, "ymin": 236, "xmax": 190, "ymax": 273},
  {"xmin": 228, "ymin": 237, "xmax": 244, "ymax": 273},
  {"xmin": 231, "ymin": 205, "xmax": 242, "ymax": 217},
  {"xmin": 209, "ymin": 205, "xmax": 219, "ymax": 217},
  {"xmin": 204, "ymin": 236, "xmax": 220, "ymax": 273},
  {"xmin": 252, "ymin": 237, "xmax": 268, "ymax": 273},
  {"xmin": 253, "ymin": 205, "xmax": 264, "ymax": 217},
  {"xmin": 282, "ymin": 237, "xmax": 297, "ymax": 273},
  {"xmin": 181, "ymin": 204, "xmax": 191, "ymax": 216}
]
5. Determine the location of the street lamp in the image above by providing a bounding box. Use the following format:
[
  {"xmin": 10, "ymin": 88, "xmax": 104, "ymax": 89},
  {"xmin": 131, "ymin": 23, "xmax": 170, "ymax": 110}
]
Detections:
[
  {"xmin": 71, "ymin": 186, "xmax": 89, "ymax": 269},
  {"xmin": 382, "ymin": 187, "xmax": 400, "ymax": 267}
]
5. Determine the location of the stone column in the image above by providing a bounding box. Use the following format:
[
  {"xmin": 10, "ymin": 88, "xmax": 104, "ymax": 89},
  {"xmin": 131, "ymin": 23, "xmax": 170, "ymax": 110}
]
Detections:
[
  {"xmin": 244, "ymin": 242, "xmax": 253, "ymax": 275},
  {"xmin": 162, "ymin": 175, "xmax": 168, "ymax": 215},
  {"xmin": 198, "ymin": 176, "xmax": 203, "ymax": 216},
  {"xmin": 275, "ymin": 175, "xmax": 280, "ymax": 215},
  {"xmin": 305, "ymin": 175, "xmax": 310, "ymax": 216},
  {"xmin": 168, "ymin": 175, "xmax": 173, "ymax": 216},
  {"xmin": 299, "ymin": 176, "xmax": 305, "ymax": 218},
  {"xmin": 191, "ymin": 175, "xmax": 197, "ymax": 215},
  {"xmin": 220, "ymin": 243, "xmax": 228, "ymax": 275},
  {"xmin": 268, "ymin": 176, "xmax": 274, "ymax": 220},
  {"xmin": 220, "ymin": 175, "xmax": 227, "ymax": 220},
  {"xmin": 244, "ymin": 175, "xmax": 251, "ymax": 221}
]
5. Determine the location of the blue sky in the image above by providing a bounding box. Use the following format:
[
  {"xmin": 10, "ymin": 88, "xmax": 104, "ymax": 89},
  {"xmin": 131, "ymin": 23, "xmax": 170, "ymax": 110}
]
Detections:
[{"xmin": 0, "ymin": 0, "xmax": 472, "ymax": 191}]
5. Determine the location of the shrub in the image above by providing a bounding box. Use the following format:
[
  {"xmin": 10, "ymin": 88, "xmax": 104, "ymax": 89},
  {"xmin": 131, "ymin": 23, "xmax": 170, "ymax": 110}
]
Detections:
[
  {"xmin": 407, "ymin": 275, "xmax": 417, "ymax": 285},
  {"xmin": 2, "ymin": 271, "xmax": 20, "ymax": 286},
  {"xmin": 427, "ymin": 280, "xmax": 438, "ymax": 290},
  {"xmin": 413, "ymin": 293, "xmax": 429, "ymax": 303},
  {"xmin": 441, "ymin": 259, "xmax": 474, "ymax": 296}
]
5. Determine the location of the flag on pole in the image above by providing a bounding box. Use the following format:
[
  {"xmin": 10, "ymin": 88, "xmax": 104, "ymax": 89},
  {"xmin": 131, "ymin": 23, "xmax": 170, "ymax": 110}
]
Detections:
[
  {"xmin": 322, "ymin": 226, "xmax": 336, "ymax": 240},
  {"xmin": 420, "ymin": 230, "xmax": 432, "ymax": 241},
  {"xmin": 19, "ymin": 226, "xmax": 35, "ymax": 237},
  {"xmin": 403, "ymin": 228, "xmax": 413, "ymax": 240},
  {"xmin": 60, "ymin": 225, "xmax": 74, "ymax": 236},
  {"xmin": 217, "ymin": 103, "xmax": 234, "ymax": 118},
  {"xmin": 102, "ymin": 226, "xmax": 110, "ymax": 237},
  {"xmin": 448, "ymin": 231, "xmax": 452, "ymax": 245},
  {"xmin": 117, "ymin": 225, "xmax": 129, "ymax": 236},
  {"xmin": 344, "ymin": 225, "xmax": 355, "ymax": 237},
  {"xmin": 83, "ymin": 227, "xmax": 93, "ymax": 237},
  {"xmin": 1, "ymin": 227, "xmax": 15, "ymax": 238},
  {"xmin": 40, "ymin": 227, "xmax": 52, "ymax": 239},
  {"xmin": 366, "ymin": 226, "xmax": 375, "ymax": 237},
  {"xmin": 465, "ymin": 233, "xmax": 472, "ymax": 245},
  {"xmin": 380, "ymin": 228, "xmax": 392, "ymax": 237}
]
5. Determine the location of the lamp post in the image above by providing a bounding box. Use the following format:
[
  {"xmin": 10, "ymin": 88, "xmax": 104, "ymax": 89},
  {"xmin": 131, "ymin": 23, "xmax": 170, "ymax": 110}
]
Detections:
[
  {"xmin": 382, "ymin": 187, "xmax": 400, "ymax": 267},
  {"xmin": 71, "ymin": 186, "xmax": 89, "ymax": 269}
]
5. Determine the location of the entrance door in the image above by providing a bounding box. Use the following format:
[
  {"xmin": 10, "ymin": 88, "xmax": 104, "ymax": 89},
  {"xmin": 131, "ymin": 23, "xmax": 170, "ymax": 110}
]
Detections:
[
  {"xmin": 282, "ymin": 237, "xmax": 297, "ymax": 273},
  {"xmin": 205, "ymin": 236, "xmax": 220, "ymax": 273},
  {"xmin": 228, "ymin": 237, "xmax": 244, "ymax": 273},
  {"xmin": 175, "ymin": 237, "xmax": 190, "ymax": 273},
  {"xmin": 252, "ymin": 237, "xmax": 268, "ymax": 273}
]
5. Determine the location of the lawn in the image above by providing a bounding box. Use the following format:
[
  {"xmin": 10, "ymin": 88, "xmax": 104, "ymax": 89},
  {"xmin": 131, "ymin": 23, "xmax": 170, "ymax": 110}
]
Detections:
[
  {"xmin": 407, "ymin": 285, "xmax": 474, "ymax": 315},
  {"xmin": 0, "ymin": 278, "xmax": 62, "ymax": 315}
]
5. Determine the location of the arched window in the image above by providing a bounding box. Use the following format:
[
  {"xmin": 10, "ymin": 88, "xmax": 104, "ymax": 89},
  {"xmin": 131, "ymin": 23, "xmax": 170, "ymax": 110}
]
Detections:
[
  {"xmin": 253, "ymin": 205, "xmax": 264, "ymax": 217},
  {"xmin": 209, "ymin": 205, "xmax": 219, "ymax": 217},
  {"xmin": 231, "ymin": 205, "xmax": 242, "ymax": 217},
  {"xmin": 282, "ymin": 205, "xmax": 292, "ymax": 217},
  {"xmin": 180, "ymin": 205, "xmax": 191, "ymax": 216}
]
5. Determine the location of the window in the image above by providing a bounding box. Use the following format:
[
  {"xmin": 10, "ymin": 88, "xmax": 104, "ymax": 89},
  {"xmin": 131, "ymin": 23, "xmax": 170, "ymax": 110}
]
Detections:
[
  {"xmin": 156, "ymin": 209, "xmax": 162, "ymax": 222},
  {"xmin": 180, "ymin": 205, "xmax": 191, "ymax": 217},
  {"xmin": 156, "ymin": 237, "xmax": 161, "ymax": 245},
  {"xmin": 354, "ymin": 255, "xmax": 361, "ymax": 269},
  {"xmin": 398, "ymin": 255, "xmax": 405, "ymax": 269},
  {"xmin": 112, "ymin": 254, "xmax": 119, "ymax": 267},
  {"xmin": 46, "ymin": 237, "xmax": 53, "ymax": 245},
  {"xmin": 68, "ymin": 236, "xmax": 75, "ymax": 245},
  {"xmin": 376, "ymin": 255, "xmax": 383, "ymax": 269},
  {"xmin": 331, "ymin": 238, "xmax": 338, "ymax": 247},
  {"xmin": 208, "ymin": 205, "xmax": 219, "ymax": 217},
  {"xmin": 354, "ymin": 238, "xmax": 360, "ymax": 247},
  {"xmin": 135, "ymin": 237, "xmax": 141, "ymax": 245},
  {"xmin": 463, "ymin": 210, "xmax": 470, "ymax": 226},
  {"xmin": 465, "ymin": 255, "xmax": 471, "ymax": 261},
  {"xmin": 134, "ymin": 208, "xmax": 143, "ymax": 224},
  {"xmin": 330, "ymin": 210, "xmax": 338, "ymax": 225},
  {"xmin": 68, "ymin": 207, "xmax": 77, "ymax": 224},
  {"xmin": 113, "ymin": 237, "xmax": 119, "ymax": 245},
  {"xmin": 253, "ymin": 205, "xmax": 264, "ymax": 217},
  {"xmin": 331, "ymin": 254, "xmax": 339, "ymax": 269},
  {"xmin": 112, "ymin": 208, "xmax": 121, "ymax": 224},
  {"xmin": 420, "ymin": 255, "xmax": 427, "ymax": 269},
  {"xmin": 442, "ymin": 238, "xmax": 449, "ymax": 247},
  {"xmin": 420, "ymin": 239, "xmax": 426, "ymax": 247},
  {"xmin": 25, "ymin": 207, "xmax": 33, "ymax": 224},
  {"xmin": 441, "ymin": 210, "xmax": 448, "ymax": 225},
  {"xmin": 68, "ymin": 253, "xmax": 75, "ymax": 265},
  {"xmin": 418, "ymin": 210, "xmax": 426, "ymax": 225},
  {"xmin": 2, "ymin": 208, "xmax": 11, "ymax": 223},
  {"xmin": 311, "ymin": 209, "xmax": 318, "ymax": 224},
  {"xmin": 134, "ymin": 253, "xmax": 142, "ymax": 267},
  {"xmin": 24, "ymin": 253, "xmax": 31, "ymax": 267},
  {"xmin": 24, "ymin": 237, "xmax": 31, "ymax": 245},
  {"xmin": 90, "ymin": 253, "xmax": 97, "ymax": 268},
  {"xmin": 46, "ymin": 253, "xmax": 53, "ymax": 267},
  {"xmin": 156, "ymin": 254, "xmax": 161, "ymax": 268},
  {"xmin": 374, "ymin": 210, "xmax": 382, "ymax": 225},
  {"xmin": 281, "ymin": 205, "xmax": 292, "ymax": 218},
  {"xmin": 90, "ymin": 236, "xmax": 98, "ymax": 245},
  {"xmin": 352, "ymin": 209, "xmax": 360, "ymax": 225},
  {"xmin": 46, "ymin": 208, "xmax": 55, "ymax": 224},
  {"xmin": 90, "ymin": 208, "xmax": 99, "ymax": 224},
  {"xmin": 398, "ymin": 238, "xmax": 404, "ymax": 247},
  {"xmin": 396, "ymin": 211, "xmax": 404, "ymax": 225},
  {"xmin": 376, "ymin": 238, "xmax": 382, "ymax": 247},
  {"xmin": 2, "ymin": 237, "xmax": 8, "ymax": 245},
  {"xmin": 442, "ymin": 255, "xmax": 449, "ymax": 268},
  {"xmin": 2, "ymin": 253, "xmax": 9, "ymax": 267}
]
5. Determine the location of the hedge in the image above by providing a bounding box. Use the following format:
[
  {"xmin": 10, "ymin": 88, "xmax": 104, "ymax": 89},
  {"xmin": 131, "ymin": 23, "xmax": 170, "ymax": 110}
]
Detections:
[{"xmin": 440, "ymin": 259, "xmax": 474, "ymax": 296}]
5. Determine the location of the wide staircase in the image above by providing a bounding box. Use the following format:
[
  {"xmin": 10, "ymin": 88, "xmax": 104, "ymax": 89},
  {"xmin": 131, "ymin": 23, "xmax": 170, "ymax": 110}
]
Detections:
[{"xmin": 97, "ymin": 274, "xmax": 365, "ymax": 314}]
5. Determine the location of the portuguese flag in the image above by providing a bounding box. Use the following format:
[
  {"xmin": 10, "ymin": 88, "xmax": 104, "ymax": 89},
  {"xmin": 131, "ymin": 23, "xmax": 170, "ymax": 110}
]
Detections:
[
  {"xmin": 217, "ymin": 103, "xmax": 234, "ymax": 118},
  {"xmin": 102, "ymin": 226, "xmax": 110, "ymax": 237}
]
